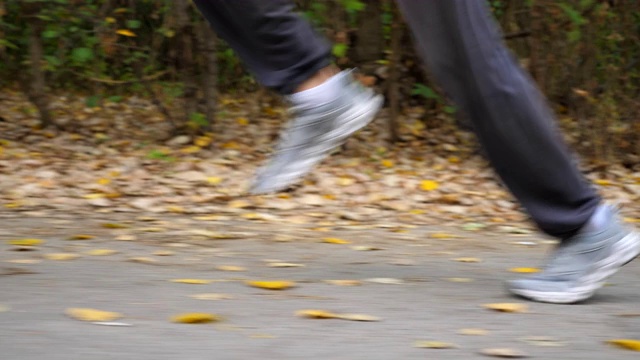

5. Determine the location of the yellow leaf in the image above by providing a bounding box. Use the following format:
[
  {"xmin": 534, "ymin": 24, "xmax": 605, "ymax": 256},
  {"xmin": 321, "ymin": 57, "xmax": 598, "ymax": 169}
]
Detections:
[
  {"xmin": 216, "ymin": 265, "xmax": 246, "ymax": 272},
  {"xmin": 447, "ymin": 156, "xmax": 461, "ymax": 164},
  {"xmin": 414, "ymin": 341, "xmax": 457, "ymax": 349},
  {"xmin": 195, "ymin": 136, "xmax": 212, "ymax": 147},
  {"xmin": 454, "ymin": 257, "xmax": 482, "ymax": 263},
  {"xmin": 246, "ymin": 280, "xmax": 296, "ymax": 290},
  {"xmin": 236, "ymin": 117, "xmax": 249, "ymax": 126},
  {"xmin": 381, "ymin": 159, "xmax": 394, "ymax": 168},
  {"xmin": 44, "ymin": 253, "xmax": 80, "ymax": 261},
  {"xmin": 87, "ymin": 249, "xmax": 118, "ymax": 256},
  {"xmin": 207, "ymin": 177, "xmax": 223, "ymax": 185},
  {"xmin": 222, "ymin": 141, "xmax": 240, "ymax": 149},
  {"xmin": 409, "ymin": 209, "xmax": 426, "ymax": 215},
  {"xmin": 241, "ymin": 213, "xmax": 265, "ymax": 220},
  {"xmin": 509, "ymin": 267, "xmax": 541, "ymax": 273},
  {"xmin": 116, "ymin": 29, "xmax": 136, "ymax": 37},
  {"xmin": 458, "ymin": 328, "xmax": 489, "ymax": 336},
  {"xmin": 430, "ymin": 232, "xmax": 455, "ymax": 239},
  {"xmin": 323, "ymin": 237, "xmax": 351, "ymax": 244},
  {"xmin": 83, "ymin": 193, "xmax": 105, "ymax": 199},
  {"xmin": 7, "ymin": 238, "xmax": 44, "ymax": 246},
  {"xmin": 102, "ymin": 222, "xmax": 129, "ymax": 229},
  {"xmin": 66, "ymin": 308, "xmax": 122, "ymax": 322},
  {"xmin": 189, "ymin": 293, "xmax": 233, "ymax": 301},
  {"xmin": 295, "ymin": 309, "xmax": 339, "ymax": 319},
  {"xmin": 607, "ymin": 339, "xmax": 640, "ymax": 351},
  {"xmin": 167, "ymin": 205, "xmax": 184, "ymax": 213},
  {"xmin": 229, "ymin": 200, "xmax": 251, "ymax": 208},
  {"xmin": 324, "ymin": 279, "xmax": 363, "ymax": 286},
  {"xmin": 337, "ymin": 177, "xmax": 356, "ymax": 186},
  {"xmin": 171, "ymin": 313, "xmax": 220, "ymax": 324},
  {"xmin": 594, "ymin": 179, "xmax": 613, "ymax": 186},
  {"xmin": 97, "ymin": 178, "xmax": 111, "ymax": 185},
  {"xmin": 180, "ymin": 145, "xmax": 201, "ymax": 154},
  {"xmin": 4, "ymin": 202, "xmax": 22, "ymax": 208},
  {"xmin": 483, "ymin": 303, "xmax": 528, "ymax": 313},
  {"xmin": 105, "ymin": 17, "xmax": 116, "ymax": 24},
  {"xmin": 420, "ymin": 180, "xmax": 440, "ymax": 191},
  {"xmin": 68, "ymin": 234, "xmax": 95, "ymax": 240},
  {"xmin": 170, "ymin": 279, "xmax": 213, "ymax": 284}
]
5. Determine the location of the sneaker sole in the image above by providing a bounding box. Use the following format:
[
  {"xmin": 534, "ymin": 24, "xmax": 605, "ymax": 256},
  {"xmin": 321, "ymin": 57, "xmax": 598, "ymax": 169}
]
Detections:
[
  {"xmin": 510, "ymin": 231, "xmax": 640, "ymax": 304},
  {"xmin": 249, "ymin": 94, "xmax": 383, "ymax": 195}
]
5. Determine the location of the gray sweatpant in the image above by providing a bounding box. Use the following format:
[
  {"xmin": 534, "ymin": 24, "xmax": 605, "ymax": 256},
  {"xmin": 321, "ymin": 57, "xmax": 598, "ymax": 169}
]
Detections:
[{"xmin": 194, "ymin": 0, "xmax": 601, "ymax": 239}]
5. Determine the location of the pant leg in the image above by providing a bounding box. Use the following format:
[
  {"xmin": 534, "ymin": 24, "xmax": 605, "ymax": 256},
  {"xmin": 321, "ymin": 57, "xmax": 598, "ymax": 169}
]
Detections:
[
  {"xmin": 194, "ymin": 0, "xmax": 331, "ymax": 94},
  {"xmin": 396, "ymin": 0, "xmax": 600, "ymax": 238}
]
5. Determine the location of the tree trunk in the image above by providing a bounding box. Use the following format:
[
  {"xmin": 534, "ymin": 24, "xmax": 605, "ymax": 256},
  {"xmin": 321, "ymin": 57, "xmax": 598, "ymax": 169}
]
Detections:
[
  {"xmin": 23, "ymin": 5, "xmax": 52, "ymax": 128},
  {"xmin": 175, "ymin": 0, "xmax": 198, "ymax": 129},
  {"xmin": 387, "ymin": 2, "xmax": 401, "ymax": 144},
  {"xmin": 199, "ymin": 19, "xmax": 217, "ymax": 133}
]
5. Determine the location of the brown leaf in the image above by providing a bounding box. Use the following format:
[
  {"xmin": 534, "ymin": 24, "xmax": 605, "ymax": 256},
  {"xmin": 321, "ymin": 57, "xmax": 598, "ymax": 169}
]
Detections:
[
  {"xmin": 479, "ymin": 348, "xmax": 528, "ymax": 358},
  {"xmin": 483, "ymin": 303, "xmax": 528, "ymax": 313}
]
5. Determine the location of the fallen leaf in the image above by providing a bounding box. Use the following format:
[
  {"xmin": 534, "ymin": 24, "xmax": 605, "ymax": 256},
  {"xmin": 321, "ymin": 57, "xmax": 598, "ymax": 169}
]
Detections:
[
  {"xmin": 483, "ymin": 303, "xmax": 529, "ymax": 313},
  {"xmin": 607, "ymin": 339, "xmax": 640, "ymax": 351},
  {"xmin": 479, "ymin": 348, "xmax": 528, "ymax": 358},
  {"xmin": 216, "ymin": 265, "xmax": 246, "ymax": 272},
  {"xmin": 366, "ymin": 278, "xmax": 404, "ymax": 285},
  {"xmin": 509, "ymin": 267, "xmax": 541, "ymax": 273},
  {"xmin": 267, "ymin": 262, "xmax": 305, "ymax": 268},
  {"xmin": 430, "ymin": 233, "xmax": 456, "ymax": 239},
  {"xmin": 170, "ymin": 279, "xmax": 213, "ymax": 284},
  {"xmin": 153, "ymin": 250, "xmax": 174, "ymax": 256},
  {"xmin": 324, "ymin": 279, "xmax": 363, "ymax": 286},
  {"xmin": 189, "ymin": 293, "xmax": 234, "ymax": 301},
  {"xmin": 44, "ymin": 253, "xmax": 80, "ymax": 261},
  {"xmin": 6, "ymin": 259, "xmax": 42, "ymax": 264},
  {"xmin": 68, "ymin": 234, "xmax": 95, "ymax": 240},
  {"xmin": 171, "ymin": 313, "xmax": 220, "ymax": 324},
  {"xmin": 295, "ymin": 309, "xmax": 339, "ymax": 319},
  {"xmin": 246, "ymin": 280, "xmax": 296, "ymax": 290},
  {"xmin": 7, "ymin": 239, "xmax": 44, "ymax": 246},
  {"xmin": 127, "ymin": 257, "xmax": 157, "ymax": 264},
  {"xmin": 520, "ymin": 336, "xmax": 565, "ymax": 347},
  {"xmin": 414, "ymin": 341, "xmax": 457, "ymax": 349},
  {"xmin": 337, "ymin": 313, "xmax": 381, "ymax": 322},
  {"xmin": 420, "ymin": 180, "xmax": 440, "ymax": 191},
  {"xmin": 102, "ymin": 223, "xmax": 129, "ymax": 229},
  {"xmin": 458, "ymin": 328, "xmax": 489, "ymax": 336},
  {"xmin": 115, "ymin": 234, "xmax": 137, "ymax": 241},
  {"xmin": 454, "ymin": 257, "xmax": 482, "ymax": 263},
  {"xmin": 66, "ymin": 308, "xmax": 122, "ymax": 322},
  {"xmin": 0, "ymin": 304, "xmax": 10, "ymax": 312},
  {"xmin": 86, "ymin": 249, "xmax": 118, "ymax": 256},
  {"xmin": 323, "ymin": 237, "xmax": 351, "ymax": 244},
  {"xmin": 249, "ymin": 334, "xmax": 277, "ymax": 339},
  {"xmin": 351, "ymin": 245, "xmax": 383, "ymax": 251}
]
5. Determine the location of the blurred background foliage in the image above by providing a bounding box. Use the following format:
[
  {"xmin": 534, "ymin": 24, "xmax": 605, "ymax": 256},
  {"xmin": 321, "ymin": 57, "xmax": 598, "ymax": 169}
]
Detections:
[{"xmin": 0, "ymin": 0, "xmax": 638, "ymax": 165}]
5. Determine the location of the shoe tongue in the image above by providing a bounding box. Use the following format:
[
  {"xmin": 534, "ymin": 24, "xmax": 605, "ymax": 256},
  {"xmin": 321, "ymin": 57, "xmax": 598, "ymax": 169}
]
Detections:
[{"xmin": 579, "ymin": 205, "xmax": 613, "ymax": 235}]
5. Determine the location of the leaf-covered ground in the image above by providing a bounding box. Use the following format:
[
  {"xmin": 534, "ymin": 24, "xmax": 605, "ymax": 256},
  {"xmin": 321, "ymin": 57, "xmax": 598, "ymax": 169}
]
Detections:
[{"xmin": 1, "ymin": 89, "xmax": 638, "ymax": 229}]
